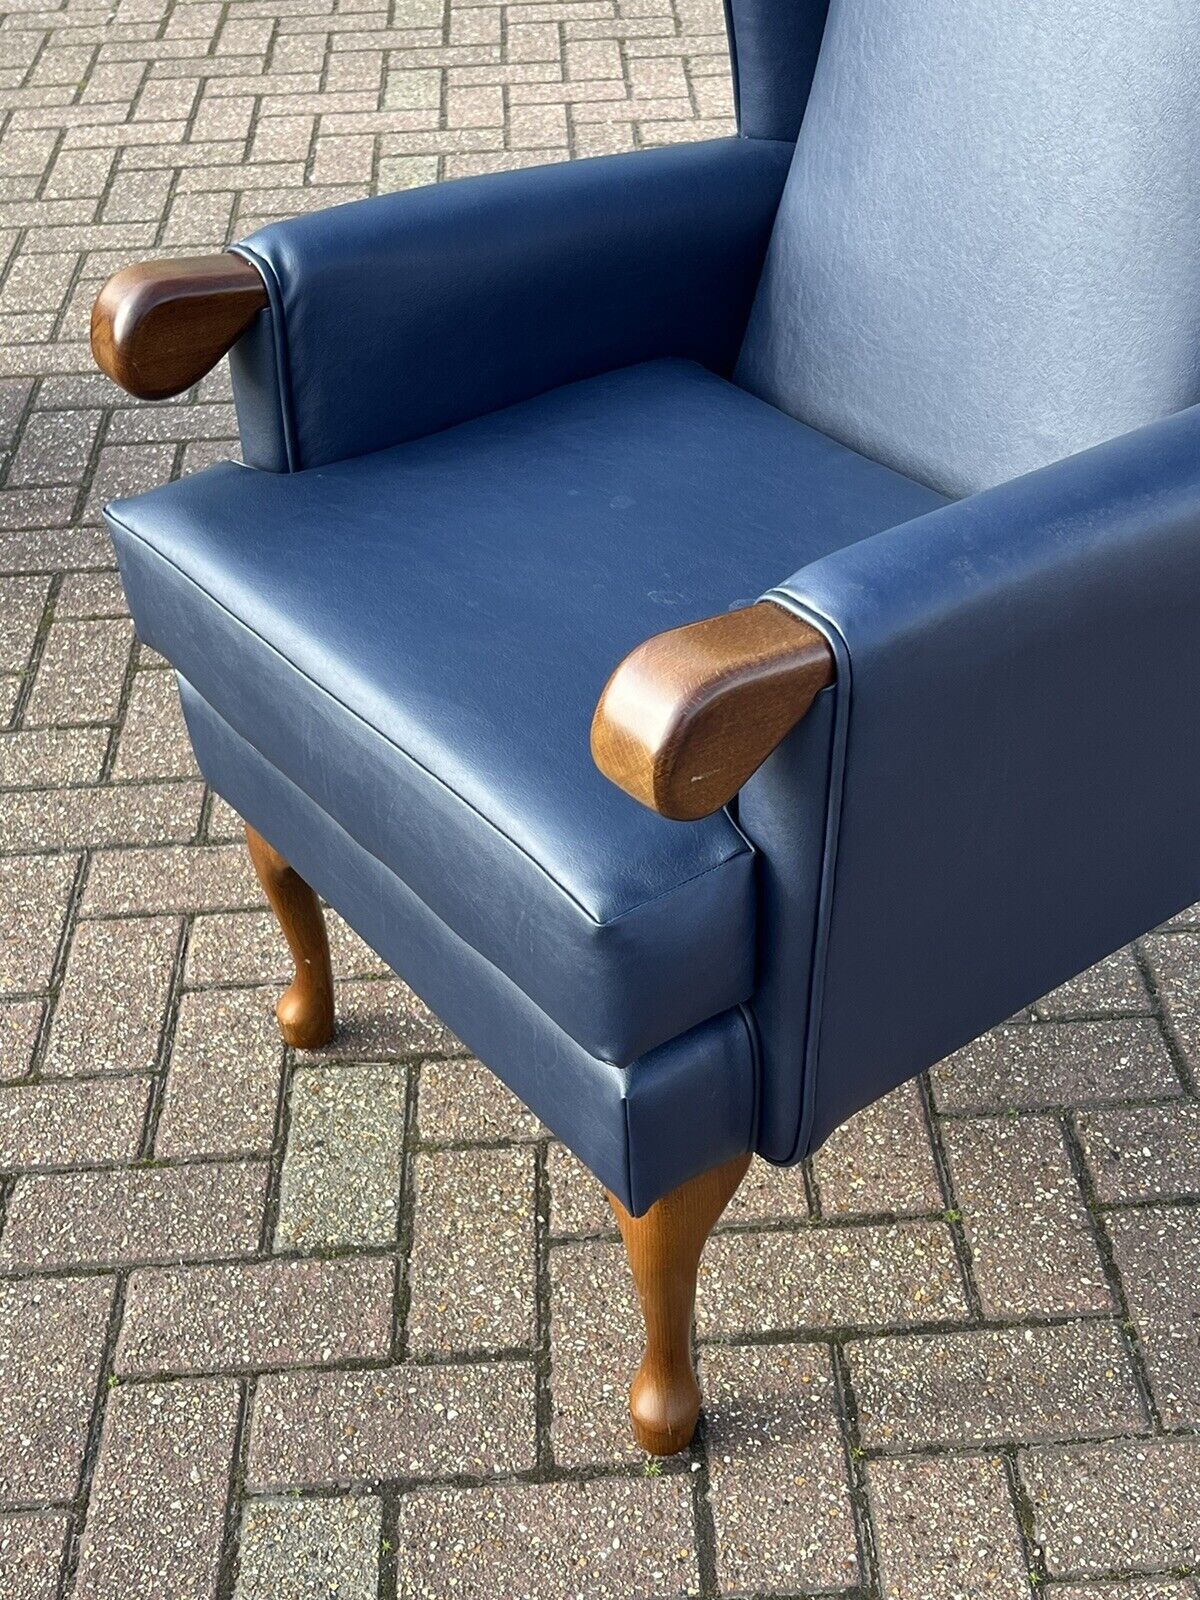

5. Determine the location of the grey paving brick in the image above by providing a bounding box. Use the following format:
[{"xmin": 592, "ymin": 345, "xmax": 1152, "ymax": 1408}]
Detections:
[
  {"xmin": 0, "ymin": 1275, "xmax": 114, "ymax": 1503},
  {"xmin": 0, "ymin": 725, "xmax": 109, "ymax": 788},
  {"xmin": 849, "ymin": 1321, "xmax": 1145, "ymax": 1449},
  {"xmin": 247, "ymin": 1361, "xmax": 537, "ymax": 1488},
  {"xmin": 276, "ymin": 1062, "xmax": 408, "ymax": 1250},
  {"xmin": 869, "ymin": 1453, "xmax": 1029, "ymax": 1600},
  {"xmin": 1078, "ymin": 1100, "xmax": 1200, "ymax": 1201},
  {"xmin": 73, "ymin": 1377, "xmax": 241, "ymax": 1600},
  {"xmin": 306, "ymin": 977, "xmax": 466, "ymax": 1061},
  {"xmin": 546, "ymin": 1141, "xmax": 613, "ymax": 1237},
  {"xmin": 185, "ymin": 906, "xmax": 386, "ymax": 989},
  {"xmin": 1021, "ymin": 1437, "xmax": 1200, "ymax": 1575},
  {"xmin": 0, "ymin": 853, "xmax": 77, "ymax": 996},
  {"xmin": 416, "ymin": 1054, "xmax": 544, "ymax": 1145},
  {"xmin": 393, "ymin": 1477, "xmax": 698, "ymax": 1600},
  {"xmin": 80, "ymin": 841, "xmax": 262, "ymax": 916},
  {"xmin": 43, "ymin": 913, "xmax": 179, "ymax": 1075},
  {"xmin": 0, "ymin": 778, "xmax": 204, "ymax": 852},
  {"xmin": 110, "ymin": 667, "xmax": 195, "ymax": 780},
  {"xmin": 155, "ymin": 986, "xmax": 283, "ymax": 1158},
  {"xmin": 1106, "ymin": 1204, "xmax": 1200, "ymax": 1427},
  {"xmin": 24, "ymin": 618, "xmax": 132, "ymax": 726},
  {"xmin": 549, "ymin": 1238, "xmax": 643, "ymax": 1466},
  {"xmin": 117, "ymin": 1254, "xmax": 394, "ymax": 1376},
  {"xmin": 0, "ymin": 1160, "xmax": 267, "ymax": 1270},
  {"xmin": 698, "ymin": 1221, "xmax": 969, "ymax": 1337},
  {"xmin": 1033, "ymin": 947, "xmax": 1151, "ymax": 1019},
  {"xmin": 406, "ymin": 1145, "xmax": 536, "ymax": 1354},
  {"xmin": 942, "ymin": 1114, "xmax": 1111, "ymax": 1317},
  {"xmin": 1141, "ymin": 930, "xmax": 1200, "ymax": 1070},
  {"xmin": 703, "ymin": 1341, "xmax": 859, "ymax": 1593},
  {"xmin": 0, "ymin": 1074, "xmax": 150, "ymax": 1169},
  {"xmin": 812, "ymin": 1077, "xmax": 943, "ymax": 1217},
  {"xmin": 0, "ymin": 1512, "xmax": 68, "ymax": 1600},
  {"xmin": 0, "ymin": 998, "xmax": 42, "ymax": 1081},
  {"xmin": 932, "ymin": 1021, "xmax": 1180, "ymax": 1111},
  {"xmin": 0, "ymin": 575, "xmax": 49, "ymax": 672},
  {"xmin": 233, "ymin": 1496, "xmax": 381, "ymax": 1600}
]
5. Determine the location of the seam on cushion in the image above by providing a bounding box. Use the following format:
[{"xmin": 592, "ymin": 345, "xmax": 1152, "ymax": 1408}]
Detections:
[
  {"xmin": 108, "ymin": 507, "xmax": 752, "ymax": 929},
  {"xmin": 761, "ymin": 586, "xmax": 850, "ymax": 1166},
  {"xmin": 230, "ymin": 242, "xmax": 300, "ymax": 472}
]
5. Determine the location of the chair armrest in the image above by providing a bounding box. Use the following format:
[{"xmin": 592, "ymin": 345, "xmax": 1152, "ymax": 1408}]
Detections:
[
  {"xmin": 227, "ymin": 137, "xmax": 792, "ymax": 470},
  {"xmin": 591, "ymin": 601, "xmax": 834, "ymax": 820},
  {"xmin": 91, "ymin": 255, "xmax": 267, "ymax": 400}
]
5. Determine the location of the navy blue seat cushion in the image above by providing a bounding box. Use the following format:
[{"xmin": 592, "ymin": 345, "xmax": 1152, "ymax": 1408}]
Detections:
[{"xmin": 106, "ymin": 359, "xmax": 944, "ymax": 1065}]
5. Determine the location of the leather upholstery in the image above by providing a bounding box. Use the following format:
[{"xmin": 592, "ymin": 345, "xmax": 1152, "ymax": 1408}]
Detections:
[
  {"xmin": 179, "ymin": 677, "xmax": 757, "ymax": 1217},
  {"xmin": 229, "ymin": 137, "xmax": 793, "ymax": 471},
  {"xmin": 737, "ymin": 0, "xmax": 1200, "ymax": 496},
  {"xmin": 759, "ymin": 403, "xmax": 1200, "ymax": 1160},
  {"xmin": 106, "ymin": 358, "xmax": 943, "ymax": 1070},
  {"xmin": 722, "ymin": 0, "xmax": 829, "ymax": 141}
]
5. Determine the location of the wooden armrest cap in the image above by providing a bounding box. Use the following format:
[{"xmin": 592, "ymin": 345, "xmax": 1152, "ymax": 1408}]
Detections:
[
  {"xmin": 591, "ymin": 601, "xmax": 835, "ymax": 821},
  {"xmin": 90, "ymin": 253, "xmax": 268, "ymax": 400}
]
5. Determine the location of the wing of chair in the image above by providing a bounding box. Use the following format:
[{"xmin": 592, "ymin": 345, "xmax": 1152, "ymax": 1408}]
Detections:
[{"xmin": 89, "ymin": 0, "xmax": 1200, "ymax": 1456}]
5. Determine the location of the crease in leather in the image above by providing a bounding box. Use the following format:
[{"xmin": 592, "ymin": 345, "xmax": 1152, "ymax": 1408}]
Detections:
[
  {"xmin": 230, "ymin": 242, "xmax": 299, "ymax": 473},
  {"xmin": 756, "ymin": 592, "xmax": 851, "ymax": 1166},
  {"xmin": 106, "ymin": 506, "xmax": 751, "ymax": 933}
]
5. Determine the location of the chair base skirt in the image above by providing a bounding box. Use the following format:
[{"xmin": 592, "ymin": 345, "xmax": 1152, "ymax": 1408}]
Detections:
[{"xmin": 177, "ymin": 674, "xmax": 756, "ymax": 1217}]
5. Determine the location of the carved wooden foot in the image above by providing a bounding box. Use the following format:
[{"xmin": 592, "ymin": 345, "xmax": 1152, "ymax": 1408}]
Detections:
[
  {"xmin": 244, "ymin": 824, "xmax": 335, "ymax": 1049},
  {"xmin": 606, "ymin": 1152, "xmax": 751, "ymax": 1455}
]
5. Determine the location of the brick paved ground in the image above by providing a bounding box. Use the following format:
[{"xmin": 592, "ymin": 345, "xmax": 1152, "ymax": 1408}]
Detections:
[{"xmin": 0, "ymin": 1, "xmax": 1198, "ymax": 1596}]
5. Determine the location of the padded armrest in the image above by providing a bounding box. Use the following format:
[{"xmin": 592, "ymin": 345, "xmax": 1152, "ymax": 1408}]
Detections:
[
  {"xmin": 227, "ymin": 137, "xmax": 793, "ymax": 470},
  {"xmin": 760, "ymin": 403, "xmax": 1200, "ymax": 1156}
]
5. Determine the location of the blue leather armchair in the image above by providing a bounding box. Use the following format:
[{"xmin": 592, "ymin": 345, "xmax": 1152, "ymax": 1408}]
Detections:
[{"xmin": 90, "ymin": 0, "xmax": 1200, "ymax": 1455}]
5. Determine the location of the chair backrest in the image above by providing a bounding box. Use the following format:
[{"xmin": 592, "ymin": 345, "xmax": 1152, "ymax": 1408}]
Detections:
[{"xmin": 735, "ymin": 0, "xmax": 1200, "ymax": 497}]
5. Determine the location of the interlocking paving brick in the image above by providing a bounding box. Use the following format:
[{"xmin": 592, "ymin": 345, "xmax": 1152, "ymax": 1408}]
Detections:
[
  {"xmin": 1141, "ymin": 931, "xmax": 1200, "ymax": 1070},
  {"xmin": 1021, "ymin": 1438, "xmax": 1200, "ymax": 1575},
  {"xmin": 276, "ymin": 1062, "xmax": 408, "ymax": 1249},
  {"xmin": 155, "ymin": 987, "xmax": 283, "ymax": 1158},
  {"xmin": 0, "ymin": 853, "xmax": 77, "ymax": 995},
  {"xmin": 393, "ymin": 1477, "xmax": 698, "ymax": 1600},
  {"xmin": 406, "ymin": 1145, "xmax": 536, "ymax": 1354},
  {"xmin": 117, "ymin": 1254, "xmax": 394, "ymax": 1376},
  {"xmin": 1106, "ymin": 1204, "xmax": 1200, "ymax": 1426},
  {"xmin": 720, "ymin": 1152, "xmax": 812, "ymax": 1224},
  {"xmin": 43, "ymin": 913, "xmax": 179, "ymax": 1075},
  {"xmin": 110, "ymin": 666, "xmax": 195, "ymax": 780},
  {"xmin": 698, "ymin": 1221, "xmax": 969, "ymax": 1337},
  {"xmin": 0, "ymin": 778, "xmax": 204, "ymax": 851},
  {"xmin": 1078, "ymin": 1101, "xmax": 1200, "ymax": 1201},
  {"xmin": 24, "ymin": 617, "xmax": 132, "ymax": 725},
  {"xmin": 0, "ymin": 574, "xmax": 48, "ymax": 672},
  {"xmin": 1033, "ymin": 947, "xmax": 1151, "ymax": 1019},
  {"xmin": 80, "ymin": 841, "xmax": 262, "ymax": 916},
  {"xmin": 849, "ymin": 1321, "xmax": 1145, "ymax": 1448},
  {"xmin": 942, "ymin": 1115, "xmax": 1111, "ymax": 1317},
  {"xmin": 233, "ymin": 1496, "xmax": 381, "ymax": 1600},
  {"xmin": 0, "ymin": 1275, "xmax": 113, "ymax": 1504},
  {"xmin": 0, "ymin": 725, "xmax": 109, "ymax": 788},
  {"xmin": 0, "ymin": 1160, "xmax": 267, "ymax": 1270},
  {"xmin": 307, "ymin": 977, "xmax": 466, "ymax": 1061},
  {"xmin": 0, "ymin": 1512, "xmax": 68, "ymax": 1600},
  {"xmin": 0, "ymin": 998, "xmax": 42, "ymax": 1081},
  {"xmin": 869, "ymin": 1453, "xmax": 1029, "ymax": 1600},
  {"xmin": 549, "ymin": 1238, "xmax": 643, "ymax": 1466},
  {"xmin": 185, "ymin": 906, "xmax": 387, "ymax": 989},
  {"xmin": 932, "ymin": 1020, "xmax": 1180, "ymax": 1111},
  {"xmin": 73, "ymin": 1377, "xmax": 241, "ymax": 1600},
  {"xmin": 702, "ymin": 1342, "xmax": 859, "ymax": 1593},
  {"xmin": 417, "ymin": 1054, "xmax": 544, "ymax": 1145},
  {"xmin": 247, "ymin": 1361, "xmax": 537, "ymax": 1488},
  {"xmin": 0, "ymin": 1073, "xmax": 150, "ymax": 1168},
  {"xmin": 812, "ymin": 1077, "xmax": 943, "ymax": 1217}
]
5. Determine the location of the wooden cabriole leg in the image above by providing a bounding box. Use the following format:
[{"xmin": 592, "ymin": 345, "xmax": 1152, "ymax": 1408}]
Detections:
[
  {"xmin": 606, "ymin": 1151, "xmax": 751, "ymax": 1456},
  {"xmin": 244, "ymin": 824, "xmax": 335, "ymax": 1049}
]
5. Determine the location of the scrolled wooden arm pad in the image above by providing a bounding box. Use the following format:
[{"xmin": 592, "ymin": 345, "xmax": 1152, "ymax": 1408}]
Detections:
[
  {"xmin": 591, "ymin": 600, "xmax": 835, "ymax": 821},
  {"xmin": 90, "ymin": 253, "xmax": 268, "ymax": 400}
]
